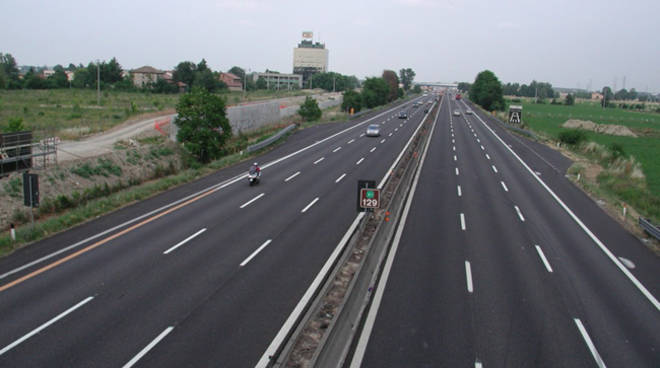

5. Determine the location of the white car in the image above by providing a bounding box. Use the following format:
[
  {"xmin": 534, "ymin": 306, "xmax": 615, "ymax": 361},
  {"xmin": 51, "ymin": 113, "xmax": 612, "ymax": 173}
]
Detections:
[
  {"xmin": 453, "ymin": 110, "xmax": 461, "ymax": 116},
  {"xmin": 466, "ymin": 109, "xmax": 473, "ymax": 115},
  {"xmin": 366, "ymin": 124, "xmax": 381, "ymax": 137}
]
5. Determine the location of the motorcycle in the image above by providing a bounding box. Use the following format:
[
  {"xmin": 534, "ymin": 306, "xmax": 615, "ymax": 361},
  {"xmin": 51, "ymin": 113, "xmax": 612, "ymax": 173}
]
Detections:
[{"xmin": 248, "ymin": 167, "xmax": 261, "ymax": 186}]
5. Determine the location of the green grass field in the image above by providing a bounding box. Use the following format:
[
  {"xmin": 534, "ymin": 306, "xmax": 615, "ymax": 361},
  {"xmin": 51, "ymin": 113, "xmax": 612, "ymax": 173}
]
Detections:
[{"xmin": 512, "ymin": 99, "xmax": 660, "ymax": 198}]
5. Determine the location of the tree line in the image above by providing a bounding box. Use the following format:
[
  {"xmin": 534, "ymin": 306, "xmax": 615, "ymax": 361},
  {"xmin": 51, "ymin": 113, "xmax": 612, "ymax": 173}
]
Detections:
[{"xmin": 340, "ymin": 68, "xmax": 416, "ymax": 114}]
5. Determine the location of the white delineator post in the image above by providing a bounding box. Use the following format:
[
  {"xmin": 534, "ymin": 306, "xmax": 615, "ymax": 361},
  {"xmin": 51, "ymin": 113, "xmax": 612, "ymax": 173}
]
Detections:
[{"xmin": 10, "ymin": 223, "xmax": 16, "ymax": 241}]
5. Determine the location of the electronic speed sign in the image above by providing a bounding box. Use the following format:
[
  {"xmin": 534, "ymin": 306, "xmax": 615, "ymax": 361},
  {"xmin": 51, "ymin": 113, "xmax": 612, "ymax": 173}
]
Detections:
[{"xmin": 360, "ymin": 188, "xmax": 380, "ymax": 209}]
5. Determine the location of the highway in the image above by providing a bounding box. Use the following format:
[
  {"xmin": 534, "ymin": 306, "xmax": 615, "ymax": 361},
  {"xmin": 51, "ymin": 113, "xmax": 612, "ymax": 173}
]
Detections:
[
  {"xmin": 350, "ymin": 95, "xmax": 660, "ymax": 367},
  {"xmin": 0, "ymin": 96, "xmax": 433, "ymax": 367}
]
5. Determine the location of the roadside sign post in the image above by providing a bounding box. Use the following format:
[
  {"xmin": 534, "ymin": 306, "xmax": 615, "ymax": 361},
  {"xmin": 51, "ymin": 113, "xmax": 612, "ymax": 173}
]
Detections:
[
  {"xmin": 509, "ymin": 105, "xmax": 522, "ymax": 125},
  {"xmin": 357, "ymin": 180, "xmax": 377, "ymax": 213},
  {"xmin": 23, "ymin": 172, "xmax": 39, "ymax": 230},
  {"xmin": 360, "ymin": 188, "xmax": 380, "ymax": 212}
]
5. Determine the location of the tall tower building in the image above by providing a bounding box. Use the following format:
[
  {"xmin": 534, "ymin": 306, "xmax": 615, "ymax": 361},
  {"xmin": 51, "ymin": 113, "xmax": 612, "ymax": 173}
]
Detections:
[{"xmin": 293, "ymin": 31, "xmax": 329, "ymax": 87}]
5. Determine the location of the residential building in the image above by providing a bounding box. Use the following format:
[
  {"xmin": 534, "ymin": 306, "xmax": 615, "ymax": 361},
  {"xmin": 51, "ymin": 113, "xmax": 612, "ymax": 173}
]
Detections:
[
  {"xmin": 591, "ymin": 92, "xmax": 603, "ymax": 100},
  {"xmin": 293, "ymin": 38, "xmax": 329, "ymax": 86},
  {"xmin": 131, "ymin": 66, "xmax": 165, "ymax": 87},
  {"xmin": 220, "ymin": 72, "xmax": 243, "ymax": 91},
  {"xmin": 252, "ymin": 72, "xmax": 302, "ymax": 90}
]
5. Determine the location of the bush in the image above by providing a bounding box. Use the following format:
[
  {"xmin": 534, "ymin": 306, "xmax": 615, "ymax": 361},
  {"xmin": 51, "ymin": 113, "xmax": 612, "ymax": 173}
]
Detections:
[
  {"xmin": 608, "ymin": 143, "xmax": 626, "ymax": 160},
  {"xmin": 298, "ymin": 96, "xmax": 322, "ymax": 121},
  {"xmin": 558, "ymin": 129, "xmax": 587, "ymax": 146}
]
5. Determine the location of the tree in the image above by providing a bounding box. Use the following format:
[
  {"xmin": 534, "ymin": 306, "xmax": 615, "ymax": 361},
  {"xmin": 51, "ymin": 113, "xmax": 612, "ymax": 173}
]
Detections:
[
  {"xmin": 565, "ymin": 93, "xmax": 575, "ymax": 105},
  {"xmin": 361, "ymin": 77, "xmax": 389, "ymax": 108},
  {"xmin": 469, "ymin": 70, "xmax": 505, "ymax": 111},
  {"xmin": 457, "ymin": 82, "xmax": 472, "ymax": 93},
  {"xmin": 298, "ymin": 96, "xmax": 322, "ymax": 121},
  {"xmin": 382, "ymin": 70, "xmax": 399, "ymax": 102},
  {"xmin": 602, "ymin": 86, "xmax": 613, "ymax": 107},
  {"xmin": 174, "ymin": 87, "xmax": 231, "ymax": 163},
  {"xmin": 193, "ymin": 69, "xmax": 225, "ymax": 92},
  {"xmin": 399, "ymin": 68, "xmax": 415, "ymax": 91},
  {"xmin": 197, "ymin": 59, "xmax": 210, "ymax": 73},
  {"xmin": 0, "ymin": 53, "xmax": 21, "ymax": 89},
  {"xmin": 228, "ymin": 66, "xmax": 245, "ymax": 81},
  {"xmin": 412, "ymin": 85, "xmax": 422, "ymax": 94},
  {"xmin": 173, "ymin": 61, "xmax": 197, "ymax": 87},
  {"xmin": 103, "ymin": 57, "xmax": 123, "ymax": 84},
  {"xmin": 341, "ymin": 89, "xmax": 362, "ymax": 113},
  {"xmin": 255, "ymin": 77, "xmax": 267, "ymax": 89},
  {"xmin": 24, "ymin": 68, "xmax": 49, "ymax": 89},
  {"xmin": 48, "ymin": 64, "xmax": 68, "ymax": 88}
]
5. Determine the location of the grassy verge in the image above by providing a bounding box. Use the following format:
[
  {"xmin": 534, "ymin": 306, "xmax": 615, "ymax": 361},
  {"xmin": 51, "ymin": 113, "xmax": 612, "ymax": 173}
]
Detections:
[{"xmin": 502, "ymin": 98, "xmax": 660, "ymax": 224}]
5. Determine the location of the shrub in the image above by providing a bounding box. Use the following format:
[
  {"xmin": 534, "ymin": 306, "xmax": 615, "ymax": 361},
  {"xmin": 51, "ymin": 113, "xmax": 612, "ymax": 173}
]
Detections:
[
  {"xmin": 608, "ymin": 143, "xmax": 626, "ymax": 160},
  {"xmin": 558, "ymin": 129, "xmax": 587, "ymax": 146},
  {"xmin": 298, "ymin": 96, "xmax": 322, "ymax": 121}
]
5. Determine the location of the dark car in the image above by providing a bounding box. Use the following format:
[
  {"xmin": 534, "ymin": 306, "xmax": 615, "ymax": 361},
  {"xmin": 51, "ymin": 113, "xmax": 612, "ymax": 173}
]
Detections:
[{"xmin": 398, "ymin": 110, "xmax": 408, "ymax": 119}]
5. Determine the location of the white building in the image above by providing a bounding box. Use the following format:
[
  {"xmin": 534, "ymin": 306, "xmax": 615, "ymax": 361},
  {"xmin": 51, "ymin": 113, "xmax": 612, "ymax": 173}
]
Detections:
[{"xmin": 293, "ymin": 38, "xmax": 329, "ymax": 87}]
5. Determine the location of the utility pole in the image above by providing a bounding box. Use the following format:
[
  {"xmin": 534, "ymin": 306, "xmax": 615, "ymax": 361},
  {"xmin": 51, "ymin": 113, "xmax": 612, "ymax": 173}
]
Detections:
[
  {"xmin": 333, "ymin": 74, "xmax": 336, "ymax": 92},
  {"xmin": 96, "ymin": 59, "xmax": 100, "ymax": 106}
]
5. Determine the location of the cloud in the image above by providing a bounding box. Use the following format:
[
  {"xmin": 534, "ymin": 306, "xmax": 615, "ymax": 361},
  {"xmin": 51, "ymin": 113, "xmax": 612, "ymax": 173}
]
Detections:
[{"xmin": 496, "ymin": 21, "xmax": 521, "ymax": 30}]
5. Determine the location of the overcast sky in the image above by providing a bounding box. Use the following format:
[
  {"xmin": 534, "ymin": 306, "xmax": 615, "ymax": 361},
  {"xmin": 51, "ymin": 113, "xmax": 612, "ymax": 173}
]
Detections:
[{"xmin": 2, "ymin": 0, "xmax": 659, "ymax": 93}]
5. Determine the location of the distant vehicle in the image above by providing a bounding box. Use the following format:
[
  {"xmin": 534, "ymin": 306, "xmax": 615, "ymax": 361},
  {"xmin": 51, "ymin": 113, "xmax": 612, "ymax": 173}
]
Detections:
[
  {"xmin": 366, "ymin": 124, "xmax": 381, "ymax": 137},
  {"xmin": 424, "ymin": 107, "xmax": 429, "ymax": 113},
  {"xmin": 466, "ymin": 109, "xmax": 473, "ymax": 115},
  {"xmin": 453, "ymin": 110, "xmax": 461, "ymax": 116},
  {"xmin": 455, "ymin": 94, "xmax": 462, "ymax": 100},
  {"xmin": 423, "ymin": 93, "xmax": 428, "ymax": 96},
  {"xmin": 399, "ymin": 110, "xmax": 408, "ymax": 119}
]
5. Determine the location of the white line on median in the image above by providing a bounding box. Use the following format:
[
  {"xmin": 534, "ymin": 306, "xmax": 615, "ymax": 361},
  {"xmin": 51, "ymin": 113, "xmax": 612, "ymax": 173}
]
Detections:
[
  {"xmin": 314, "ymin": 157, "xmax": 324, "ymax": 164},
  {"xmin": 335, "ymin": 173, "xmax": 347, "ymax": 183},
  {"xmin": 123, "ymin": 326, "xmax": 174, "ymax": 368},
  {"xmin": 514, "ymin": 205, "xmax": 525, "ymax": 222},
  {"xmin": 457, "ymin": 185, "xmax": 462, "ymax": 197},
  {"xmin": 301, "ymin": 197, "xmax": 319, "ymax": 213},
  {"xmin": 465, "ymin": 261, "xmax": 474, "ymax": 293},
  {"xmin": 0, "ymin": 296, "xmax": 94, "ymax": 356},
  {"xmin": 332, "ymin": 146, "xmax": 342, "ymax": 153},
  {"xmin": 285, "ymin": 171, "xmax": 301, "ymax": 182},
  {"xmin": 240, "ymin": 239, "xmax": 273, "ymax": 267},
  {"xmin": 240, "ymin": 193, "xmax": 265, "ymax": 209},
  {"xmin": 535, "ymin": 245, "xmax": 553, "ymax": 272},
  {"xmin": 356, "ymin": 158, "xmax": 364, "ymax": 165},
  {"xmin": 163, "ymin": 228, "xmax": 207, "ymax": 254},
  {"xmin": 501, "ymin": 181, "xmax": 509, "ymax": 192},
  {"xmin": 574, "ymin": 319, "xmax": 607, "ymax": 368},
  {"xmin": 492, "ymin": 165, "xmax": 498, "ymax": 173},
  {"xmin": 460, "ymin": 213, "xmax": 466, "ymax": 230}
]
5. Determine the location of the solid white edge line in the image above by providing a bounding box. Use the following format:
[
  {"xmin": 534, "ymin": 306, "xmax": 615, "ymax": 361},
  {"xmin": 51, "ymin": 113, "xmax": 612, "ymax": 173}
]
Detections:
[
  {"xmin": 350, "ymin": 98, "xmax": 439, "ymax": 368},
  {"xmin": 356, "ymin": 158, "xmax": 364, "ymax": 165},
  {"xmin": 122, "ymin": 326, "xmax": 174, "ymax": 368},
  {"xmin": 574, "ymin": 319, "xmax": 607, "ymax": 368},
  {"xmin": 460, "ymin": 213, "xmax": 466, "ymax": 231},
  {"xmin": 240, "ymin": 193, "xmax": 265, "ymax": 209},
  {"xmin": 514, "ymin": 205, "xmax": 525, "ymax": 222},
  {"xmin": 284, "ymin": 171, "xmax": 301, "ymax": 182},
  {"xmin": 0, "ymin": 296, "xmax": 94, "ymax": 356},
  {"xmin": 255, "ymin": 212, "xmax": 365, "ymax": 367},
  {"xmin": 163, "ymin": 228, "xmax": 207, "ymax": 255},
  {"xmin": 314, "ymin": 157, "xmax": 324, "ymax": 164},
  {"xmin": 535, "ymin": 245, "xmax": 554, "ymax": 273},
  {"xmin": 501, "ymin": 181, "xmax": 509, "ymax": 192},
  {"xmin": 240, "ymin": 239, "xmax": 273, "ymax": 267},
  {"xmin": 457, "ymin": 185, "xmax": 462, "ymax": 197},
  {"xmin": 301, "ymin": 197, "xmax": 319, "ymax": 213},
  {"xmin": 465, "ymin": 261, "xmax": 474, "ymax": 293},
  {"xmin": 335, "ymin": 173, "xmax": 347, "ymax": 183},
  {"xmin": 465, "ymin": 100, "xmax": 660, "ymax": 311}
]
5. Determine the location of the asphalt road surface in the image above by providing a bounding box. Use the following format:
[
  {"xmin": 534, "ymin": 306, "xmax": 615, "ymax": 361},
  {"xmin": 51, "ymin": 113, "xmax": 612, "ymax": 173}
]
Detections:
[
  {"xmin": 0, "ymin": 96, "xmax": 432, "ymax": 367},
  {"xmin": 350, "ymin": 95, "xmax": 659, "ymax": 367}
]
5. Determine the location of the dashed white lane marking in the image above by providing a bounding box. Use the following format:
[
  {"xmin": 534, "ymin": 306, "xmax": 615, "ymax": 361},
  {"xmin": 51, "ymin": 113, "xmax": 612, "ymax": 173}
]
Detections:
[
  {"xmin": 388, "ymin": 132, "xmax": 393, "ymax": 137},
  {"xmin": 452, "ymin": 139, "xmax": 455, "ymax": 144},
  {"xmin": 457, "ymin": 185, "xmax": 462, "ymax": 197},
  {"xmin": 454, "ymin": 155, "xmax": 457, "ymax": 161},
  {"xmin": 360, "ymin": 133, "xmax": 365, "ymax": 137},
  {"xmin": 380, "ymin": 139, "xmax": 386, "ymax": 144},
  {"xmin": 453, "ymin": 146, "xmax": 456, "ymax": 151},
  {"xmin": 465, "ymin": 261, "xmax": 474, "ymax": 293},
  {"xmin": 285, "ymin": 171, "xmax": 300, "ymax": 182},
  {"xmin": 477, "ymin": 138, "xmax": 480, "ymax": 143},
  {"xmin": 356, "ymin": 158, "xmax": 364, "ymax": 165},
  {"xmin": 486, "ymin": 154, "xmax": 491, "ymax": 160},
  {"xmin": 0, "ymin": 296, "xmax": 94, "ymax": 356},
  {"xmin": 460, "ymin": 213, "xmax": 466, "ymax": 230},
  {"xmin": 240, "ymin": 193, "xmax": 265, "ymax": 209},
  {"xmin": 535, "ymin": 245, "xmax": 554, "ymax": 272},
  {"xmin": 163, "ymin": 228, "xmax": 207, "ymax": 254},
  {"xmin": 301, "ymin": 197, "xmax": 319, "ymax": 213},
  {"xmin": 370, "ymin": 147, "xmax": 377, "ymax": 152},
  {"xmin": 333, "ymin": 146, "xmax": 342, "ymax": 153},
  {"xmin": 395, "ymin": 128, "xmax": 399, "ymax": 132},
  {"xmin": 314, "ymin": 157, "xmax": 324, "ymax": 164},
  {"xmin": 335, "ymin": 173, "xmax": 347, "ymax": 183},
  {"xmin": 514, "ymin": 205, "xmax": 525, "ymax": 222},
  {"xmin": 501, "ymin": 181, "xmax": 509, "ymax": 192},
  {"xmin": 475, "ymin": 360, "xmax": 483, "ymax": 368},
  {"xmin": 480, "ymin": 145, "xmax": 485, "ymax": 150},
  {"xmin": 123, "ymin": 326, "xmax": 174, "ymax": 368},
  {"xmin": 347, "ymin": 139, "xmax": 355, "ymax": 144},
  {"xmin": 456, "ymin": 168, "xmax": 459, "ymax": 176},
  {"xmin": 240, "ymin": 239, "xmax": 273, "ymax": 267},
  {"xmin": 492, "ymin": 165, "xmax": 498, "ymax": 173},
  {"xmin": 574, "ymin": 319, "xmax": 607, "ymax": 368}
]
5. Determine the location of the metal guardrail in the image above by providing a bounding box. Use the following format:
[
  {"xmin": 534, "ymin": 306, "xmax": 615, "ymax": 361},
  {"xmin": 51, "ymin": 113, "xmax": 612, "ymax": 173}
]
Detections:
[
  {"xmin": 639, "ymin": 217, "xmax": 660, "ymax": 240},
  {"xmin": 246, "ymin": 124, "xmax": 296, "ymax": 153}
]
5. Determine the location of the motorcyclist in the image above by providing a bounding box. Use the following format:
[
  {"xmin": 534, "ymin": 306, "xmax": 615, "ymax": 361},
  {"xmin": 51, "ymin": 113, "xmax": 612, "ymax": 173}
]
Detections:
[{"xmin": 250, "ymin": 162, "xmax": 261, "ymax": 177}]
